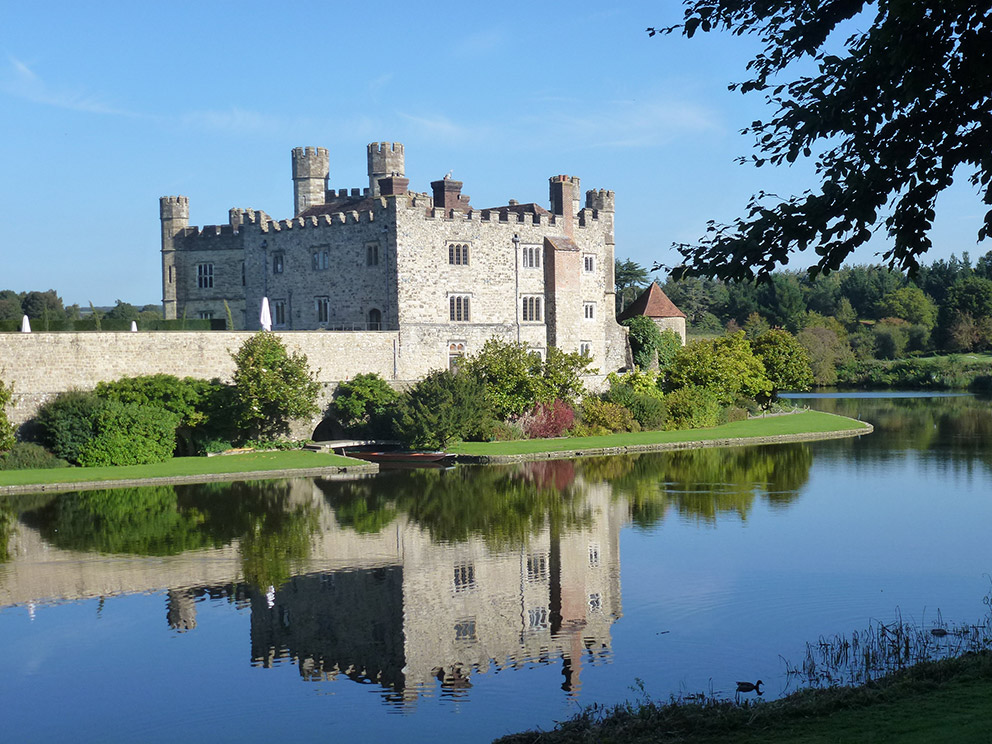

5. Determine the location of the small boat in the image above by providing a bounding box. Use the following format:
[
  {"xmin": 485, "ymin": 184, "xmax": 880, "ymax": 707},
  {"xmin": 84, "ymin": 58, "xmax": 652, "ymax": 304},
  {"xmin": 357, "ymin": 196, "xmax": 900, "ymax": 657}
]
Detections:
[{"xmin": 348, "ymin": 450, "xmax": 453, "ymax": 465}]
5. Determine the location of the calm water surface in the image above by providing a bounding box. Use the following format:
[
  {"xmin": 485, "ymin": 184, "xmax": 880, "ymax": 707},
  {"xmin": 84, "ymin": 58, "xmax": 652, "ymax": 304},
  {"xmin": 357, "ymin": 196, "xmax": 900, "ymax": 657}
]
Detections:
[{"xmin": 2, "ymin": 393, "xmax": 990, "ymax": 742}]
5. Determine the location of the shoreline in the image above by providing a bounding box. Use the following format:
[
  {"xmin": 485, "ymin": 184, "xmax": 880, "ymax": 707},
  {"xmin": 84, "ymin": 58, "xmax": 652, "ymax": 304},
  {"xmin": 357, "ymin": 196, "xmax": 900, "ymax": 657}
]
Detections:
[{"xmin": 453, "ymin": 425, "xmax": 872, "ymax": 464}]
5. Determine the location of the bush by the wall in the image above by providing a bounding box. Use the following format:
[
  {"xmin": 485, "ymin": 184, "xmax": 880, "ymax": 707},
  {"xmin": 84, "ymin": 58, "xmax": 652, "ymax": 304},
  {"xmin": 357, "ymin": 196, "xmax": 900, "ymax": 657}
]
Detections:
[
  {"xmin": 328, "ymin": 373, "xmax": 400, "ymax": 437},
  {"xmin": 579, "ymin": 398, "xmax": 639, "ymax": 433},
  {"xmin": 0, "ymin": 377, "xmax": 14, "ymax": 452},
  {"xmin": 76, "ymin": 401, "xmax": 180, "ymax": 467},
  {"xmin": 395, "ymin": 370, "xmax": 492, "ymax": 449},
  {"xmin": 0, "ymin": 442, "xmax": 70, "ymax": 470},
  {"xmin": 664, "ymin": 387, "xmax": 722, "ymax": 430},
  {"xmin": 34, "ymin": 390, "xmax": 105, "ymax": 464},
  {"xmin": 518, "ymin": 399, "xmax": 575, "ymax": 439},
  {"xmin": 627, "ymin": 392, "xmax": 668, "ymax": 430}
]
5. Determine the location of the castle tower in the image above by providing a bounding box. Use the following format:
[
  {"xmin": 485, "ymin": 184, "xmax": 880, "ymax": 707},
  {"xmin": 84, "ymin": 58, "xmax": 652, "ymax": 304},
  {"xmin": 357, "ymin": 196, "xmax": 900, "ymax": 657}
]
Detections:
[
  {"xmin": 549, "ymin": 175, "xmax": 581, "ymax": 237},
  {"xmin": 292, "ymin": 147, "xmax": 329, "ymax": 216},
  {"xmin": 160, "ymin": 196, "xmax": 189, "ymax": 320},
  {"xmin": 368, "ymin": 142, "xmax": 405, "ymax": 197}
]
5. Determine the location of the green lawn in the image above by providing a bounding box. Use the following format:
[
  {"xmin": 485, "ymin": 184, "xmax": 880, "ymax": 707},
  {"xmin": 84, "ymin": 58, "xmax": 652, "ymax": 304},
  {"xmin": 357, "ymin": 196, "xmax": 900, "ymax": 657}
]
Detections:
[
  {"xmin": 0, "ymin": 450, "xmax": 365, "ymax": 488},
  {"xmin": 495, "ymin": 652, "xmax": 992, "ymax": 744},
  {"xmin": 449, "ymin": 410, "xmax": 868, "ymax": 456}
]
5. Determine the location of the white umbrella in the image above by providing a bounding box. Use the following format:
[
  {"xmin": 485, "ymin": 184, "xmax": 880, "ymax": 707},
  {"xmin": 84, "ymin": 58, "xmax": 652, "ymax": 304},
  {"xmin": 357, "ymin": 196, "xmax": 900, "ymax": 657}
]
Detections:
[
  {"xmin": 260, "ymin": 297, "xmax": 272, "ymax": 331},
  {"xmin": 20, "ymin": 315, "xmax": 30, "ymax": 333},
  {"xmin": 130, "ymin": 321, "xmax": 138, "ymax": 332}
]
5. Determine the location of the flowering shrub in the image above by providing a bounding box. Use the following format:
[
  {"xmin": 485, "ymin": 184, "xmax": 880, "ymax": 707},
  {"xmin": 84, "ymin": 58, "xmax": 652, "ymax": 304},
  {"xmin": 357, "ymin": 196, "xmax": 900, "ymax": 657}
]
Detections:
[{"xmin": 518, "ymin": 399, "xmax": 575, "ymax": 439}]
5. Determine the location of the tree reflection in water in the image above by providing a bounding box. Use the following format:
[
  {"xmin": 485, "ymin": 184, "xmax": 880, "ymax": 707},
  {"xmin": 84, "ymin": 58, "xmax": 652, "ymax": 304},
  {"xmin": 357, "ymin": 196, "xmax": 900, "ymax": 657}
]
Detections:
[{"xmin": 576, "ymin": 444, "xmax": 811, "ymax": 529}]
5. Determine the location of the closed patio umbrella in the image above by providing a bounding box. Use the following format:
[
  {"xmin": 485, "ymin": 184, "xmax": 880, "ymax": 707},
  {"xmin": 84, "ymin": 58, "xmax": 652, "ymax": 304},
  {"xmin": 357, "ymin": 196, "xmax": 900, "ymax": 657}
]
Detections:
[{"xmin": 260, "ymin": 297, "xmax": 272, "ymax": 331}]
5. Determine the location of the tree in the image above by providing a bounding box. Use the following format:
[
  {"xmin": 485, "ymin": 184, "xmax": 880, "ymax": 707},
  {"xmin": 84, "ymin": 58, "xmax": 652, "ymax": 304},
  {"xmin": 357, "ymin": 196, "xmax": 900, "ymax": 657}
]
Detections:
[
  {"xmin": 876, "ymin": 287, "xmax": 938, "ymax": 329},
  {"xmin": 231, "ymin": 332, "xmax": 320, "ymax": 440},
  {"xmin": 653, "ymin": 2, "xmax": 992, "ymax": 281},
  {"xmin": 751, "ymin": 329, "xmax": 814, "ymax": 393},
  {"xmin": 104, "ymin": 300, "xmax": 140, "ymax": 322},
  {"xmin": 328, "ymin": 373, "xmax": 400, "ymax": 437},
  {"xmin": 0, "ymin": 291, "xmax": 22, "ymax": 321},
  {"xmin": 20, "ymin": 290, "xmax": 65, "ymax": 321},
  {"xmin": 615, "ymin": 258, "xmax": 650, "ymax": 314},
  {"xmin": 395, "ymin": 370, "xmax": 490, "ymax": 449},
  {"xmin": 666, "ymin": 331, "xmax": 772, "ymax": 405}
]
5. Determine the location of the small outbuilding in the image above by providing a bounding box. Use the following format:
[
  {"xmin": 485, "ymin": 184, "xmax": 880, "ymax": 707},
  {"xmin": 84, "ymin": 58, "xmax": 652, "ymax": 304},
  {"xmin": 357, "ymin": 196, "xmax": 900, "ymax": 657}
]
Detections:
[{"xmin": 617, "ymin": 282, "xmax": 686, "ymax": 344}]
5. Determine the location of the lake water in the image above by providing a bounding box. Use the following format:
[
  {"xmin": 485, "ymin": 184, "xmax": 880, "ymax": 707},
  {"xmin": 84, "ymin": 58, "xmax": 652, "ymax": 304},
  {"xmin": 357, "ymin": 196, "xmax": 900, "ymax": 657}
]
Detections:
[{"xmin": 2, "ymin": 393, "xmax": 991, "ymax": 743}]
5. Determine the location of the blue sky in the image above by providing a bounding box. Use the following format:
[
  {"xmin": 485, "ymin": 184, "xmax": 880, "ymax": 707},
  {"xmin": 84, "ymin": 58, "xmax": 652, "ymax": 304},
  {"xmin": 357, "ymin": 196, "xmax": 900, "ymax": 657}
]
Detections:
[{"xmin": 0, "ymin": 1, "xmax": 986, "ymax": 306}]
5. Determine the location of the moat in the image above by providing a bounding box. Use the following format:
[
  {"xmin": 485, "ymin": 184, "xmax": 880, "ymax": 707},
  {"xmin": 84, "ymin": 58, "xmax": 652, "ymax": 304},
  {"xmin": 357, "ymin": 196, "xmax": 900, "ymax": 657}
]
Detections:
[{"xmin": 2, "ymin": 393, "xmax": 990, "ymax": 743}]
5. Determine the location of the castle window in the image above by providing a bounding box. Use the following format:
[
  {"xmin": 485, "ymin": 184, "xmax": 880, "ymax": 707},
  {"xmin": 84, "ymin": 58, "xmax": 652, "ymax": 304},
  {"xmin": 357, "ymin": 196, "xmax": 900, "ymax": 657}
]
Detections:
[
  {"xmin": 272, "ymin": 253, "xmax": 284, "ymax": 274},
  {"xmin": 454, "ymin": 619, "xmax": 477, "ymax": 643},
  {"xmin": 584, "ymin": 254, "xmax": 596, "ymax": 273},
  {"xmin": 241, "ymin": 262, "xmax": 245, "ymax": 286},
  {"xmin": 273, "ymin": 300, "xmax": 287, "ymax": 327},
  {"xmin": 588, "ymin": 593, "xmax": 602, "ymax": 612},
  {"xmin": 527, "ymin": 607, "xmax": 549, "ymax": 631},
  {"xmin": 589, "ymin": 543, "xmax": 601, "ymax": 567},
  {"xmin": 197, "ymin": 311, "xmax": 213, "ymax": 320},
  {"xmin": 315, "ymin": 297, "xmax": 329, "ymax": 323},
  {"xmin": 449, "ymin": 243, "xmax": 469, "ymax": 265},
  {"xmin": 449, "ymin": 295, "xmax": 471, "ymax": 322},
  {"xmin": 168, "ymin": 266, "xmax": 174, "ymax": 284},
  {"xmin": 448, "ymin": 341, "xmax": 466, "ymax": 370},
  {"xmin": 453, "ymin": 562, "xmax": 476, "ymax": 593},
  {"xmin": 367, "ymin": 243, "xmax": 379, "ymax": 266},
  {"xmin": 312, "ymin": 250, "xmax": 329, "ymax": 271},
  {"xmin": 521, "ymin": 295, "xmax": 542, "ymax": 322},
  {"xmin": 583, "ymin": 302, "xmax": 595, "ymax": 320},
  {"xmin": 526, "ymin": 553, "xmax": 548, "ymax": 583},
  {"xmin": 197, "ymin": 263, "xmax": 213, "ymax": 289},
  {"xmin": 368, "ymin": 308, "xmax": 382, "ymax": 330},
  {"xmin": 522, "ymin": 244, "xmax": 541, "ymax": 269},
  {"xmin": 580, "ymin": 342, "xmax": 592, "ymax": 359}
]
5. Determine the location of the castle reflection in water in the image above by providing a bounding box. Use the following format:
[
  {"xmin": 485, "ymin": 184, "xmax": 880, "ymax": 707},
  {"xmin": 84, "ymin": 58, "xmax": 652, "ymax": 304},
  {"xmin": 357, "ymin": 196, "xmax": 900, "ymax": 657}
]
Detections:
[{"xmin": 0, "ymin": 464, "xmax": 626, "ymax": 704}]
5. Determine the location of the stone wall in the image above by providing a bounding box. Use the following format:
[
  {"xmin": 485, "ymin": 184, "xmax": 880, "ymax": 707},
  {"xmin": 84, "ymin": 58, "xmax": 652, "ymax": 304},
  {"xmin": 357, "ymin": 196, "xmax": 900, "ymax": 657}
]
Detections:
[{"xmin": 0, "ymin": 331, "xmax": 399, "ymax": 429}]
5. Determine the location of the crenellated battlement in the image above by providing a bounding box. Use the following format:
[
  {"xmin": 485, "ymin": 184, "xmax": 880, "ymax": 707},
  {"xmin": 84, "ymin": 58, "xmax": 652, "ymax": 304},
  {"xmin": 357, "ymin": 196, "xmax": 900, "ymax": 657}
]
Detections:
[
  {"xmin": 585, "ymin": 188, "xmax": 615, "ymax": 212},
  {"xmin": 368, "ymin": 142, "xmax": 405, "ymax": 196},
  {"xmin": 325, "ymin": 187, "xmax": 372, "ymax": 199},
  {"xmin": 160, "ymin": 195, "xmax": 189, "ymax": 220},
  {"xmin": 291, "ymin": 147, "xmax": 329, "ymax": 179}
]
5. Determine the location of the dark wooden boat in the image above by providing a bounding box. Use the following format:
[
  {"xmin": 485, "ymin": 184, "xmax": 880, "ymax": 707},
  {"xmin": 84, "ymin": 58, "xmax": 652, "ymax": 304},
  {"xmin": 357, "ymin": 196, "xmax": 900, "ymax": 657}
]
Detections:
[{"xmin": 348, "ymin": 450, "xmax": 453, "ymax": 464}]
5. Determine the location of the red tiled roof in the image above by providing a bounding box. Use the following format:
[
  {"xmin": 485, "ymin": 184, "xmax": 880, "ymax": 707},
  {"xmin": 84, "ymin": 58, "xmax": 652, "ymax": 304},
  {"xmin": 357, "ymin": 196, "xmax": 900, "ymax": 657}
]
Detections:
[{"xmin": 617, "ymin": 282, "xmax": 686, "ymax": 320}]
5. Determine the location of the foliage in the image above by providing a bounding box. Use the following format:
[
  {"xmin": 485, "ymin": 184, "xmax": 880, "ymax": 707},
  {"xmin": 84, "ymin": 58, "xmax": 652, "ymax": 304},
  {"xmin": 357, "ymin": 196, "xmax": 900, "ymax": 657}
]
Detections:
[
  {"xmin": 667, "ymin": 332, "xmax": 772, "ymax": 405},
  {"xmin": 33, "ymin": 390, "xmax": 104, "ymax": 464},
  {"xmin": 328, "ymin": 373, "xmax": 400, "ymax": 437},
  {"xmin": 231, "ymin": 332, "xmax": 321, "ymax": 440},
  {"xmin": 76, "ymin": 401, "xmax": 179, "ymax": 467},
  {"xmin": 876, "ymin": 286, "xmax": 938, "ymax": 328},
  {"xmin": 742, "ymin": 311, "xmax": 769, "ymax": 340},
  {"xmin": 606, "ymin": 369, "xmax": 664, "ymax": 399},
  {"xmin": 615, "ymin": 258, "xmax": 651, "ymax": 314},
  {"xmin": 750, "ymin": 329, "xmax": 814, "ymax": 393},
  {"xmin": 462, "ymin": 338, "xmax": 590, "ymax": 421},
  {"xmin": 797, "ymin": 327, "xmax": 854, "ymax": 386},
  {"xmin": 0, "ymin": 376, "xmax": 14, "ymax": 452},
  {"xmin": 872, "ymin": 319, "xmax": 911, "ymax": 360},
  {"xmin": 656, "ymin": 2, "xmax": 992, "ymax": 280},
  {"xmin": 663, "ymin": 386, "xmax": 722, "ymax": 430},
  {"xmin": 944, "ymin": 277, "xmax": 992, "ymax": 321},
  {"xmin": 95, "ymin": 374, "xmax": 235, "ymax": 455},
  {"xmin": 0, "ymin": 442, "xmax": 70, "ymax": 470},
  {"xmin": 622, "ymin": 315, "xmax": 665, "ymax": 369},
  {"xmin": 606, "ymin": 370, "xmax": 668, "ymax": 430},
  {"xmin": 579, "ymin": 397, "xmax": 638, "ymax": 433},
  {"xmin": 395, "ymin": 370, "xmax": 491, "ymax": 449},
  {"xmin": 517, "ymin": 399, "xmax": 575, "ymax": 439},
  {"xmin": 104, "ymin": 300, "xmax": 139, "ymax": 322}
]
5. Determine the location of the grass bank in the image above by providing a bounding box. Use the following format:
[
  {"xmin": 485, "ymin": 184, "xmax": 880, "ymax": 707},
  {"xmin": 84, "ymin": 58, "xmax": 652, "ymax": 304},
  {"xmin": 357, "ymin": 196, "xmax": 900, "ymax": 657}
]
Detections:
[
  {"xmin": 495, "ymin": 652, "xmax": 992, "ymax": 744},
  {"xmin": 449, "ymin": 410, "xmax": 869, "ymax": 458},
  {"xmin": 0, "ymin": 450, "xmax": 371, "ymax": 493}
]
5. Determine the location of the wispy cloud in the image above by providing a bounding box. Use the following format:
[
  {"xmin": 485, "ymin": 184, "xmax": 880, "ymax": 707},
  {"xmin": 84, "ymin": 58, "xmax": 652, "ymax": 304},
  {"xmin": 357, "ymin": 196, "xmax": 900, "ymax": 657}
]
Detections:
[
  {"xmin": 399, "ymin": 111, "xmax": 495, "ymax": 143},
  {"xmin": 452, "ymin": 28, "xmax": 507, "ymax": 57},
  {"xmin": 0, "ymin": 56, "xmax": 139, "ymax": 116}
]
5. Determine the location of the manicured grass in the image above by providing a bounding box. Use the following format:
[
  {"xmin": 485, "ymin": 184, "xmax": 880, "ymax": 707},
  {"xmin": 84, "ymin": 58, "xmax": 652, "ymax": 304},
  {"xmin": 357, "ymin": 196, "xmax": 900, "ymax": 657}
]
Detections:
[
  {"xmin": 0, "ymin": 450, "xmax": 364, "ymax": 487},
  {"xmin": 495, "ymin": 652, "xmax": 992, "ymax": 744},
  {"xmin": 448, "ymin": 411, "xmax": 868, "ymax": 456}
]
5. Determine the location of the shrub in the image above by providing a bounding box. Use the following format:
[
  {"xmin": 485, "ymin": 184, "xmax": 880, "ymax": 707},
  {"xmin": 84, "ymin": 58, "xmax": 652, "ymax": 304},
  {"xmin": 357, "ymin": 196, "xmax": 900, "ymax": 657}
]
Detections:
[
  {"xmin": 873, "ymin": 319, "xmax": 910, "ymax": 360},
  {"xmin": 720, "ymin": 406, "xmax": 749, "ymax": 424},
  {"xmin": 492, "ymin": 421, "xmax": 526, "ymax": 441},
  {"xmin": 0, "ymin": 377, "xmax": 14, "ymax": 452},
  {"xmin": 667, "ymin": 331, "xmax": 772, "ymax": 405},
  {"xmin": 395, "ymin": 370, "xmax": 491, "ymax": 449},
  {"xmin": 328, "ymin": 373, "xmax": 400, "ymax": 437},
  {"xmin": 622, "ymin": 315, "xmax": 665, "ymax": 369},
  {"xmin": 627, "ymin": 392, "xmax": 668, "ymax": 430},
  {"xmin": 518, "ymin": 399, "xmax": 575, "ymax": 439},
  {"xmin": 751, "ymin": 329, "xmax": 814, "ymax": 392},
  {"xmin": 569, "ymin": 422, "xmax": 611, "ymax": 437},
  {"xmin": 0, "ymin": 442, "xmax": 70, "ymax": 470},
  {"xmin": 34, "ymin": 390, "xmax": 105, "ymax": 464},
  {"xmin": 231, "ymin": 332, "xmax": 321, "ymax": 441},
  {"xmin": 664, "ymin": 387, "xmax": 722, "ymax": 430},
  {"xmin": 579, "ymin": 398, "xmax": 638, "ymax": 433},
  {"xmin": 76, "ymin": 401, "xmax": 180, "ymax": 467}
]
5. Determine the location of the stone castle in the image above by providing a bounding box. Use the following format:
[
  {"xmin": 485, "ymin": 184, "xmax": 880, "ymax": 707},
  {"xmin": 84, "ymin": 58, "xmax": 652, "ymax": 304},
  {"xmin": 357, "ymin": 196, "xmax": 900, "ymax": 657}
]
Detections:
[{"xmin": 161, "ymin": 142, "xmax": 629, "ymax": 378}]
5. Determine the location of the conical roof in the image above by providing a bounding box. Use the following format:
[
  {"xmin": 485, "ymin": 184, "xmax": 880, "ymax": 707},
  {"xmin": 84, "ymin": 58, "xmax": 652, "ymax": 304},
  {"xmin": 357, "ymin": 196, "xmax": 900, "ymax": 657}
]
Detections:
[{"xmin": 617, "ymin": 282, "xmax": 685, "ymax": 321}]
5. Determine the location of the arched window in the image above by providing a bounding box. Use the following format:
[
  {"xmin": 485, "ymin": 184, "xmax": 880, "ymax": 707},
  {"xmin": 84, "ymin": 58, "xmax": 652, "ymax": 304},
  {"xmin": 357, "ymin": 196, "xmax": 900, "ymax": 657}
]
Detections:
[{"xmin": 368, "ymin": 308, "xmax": 382, "ymax": 330}]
